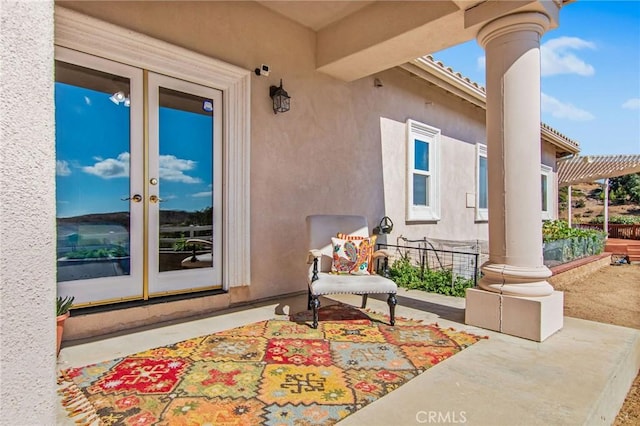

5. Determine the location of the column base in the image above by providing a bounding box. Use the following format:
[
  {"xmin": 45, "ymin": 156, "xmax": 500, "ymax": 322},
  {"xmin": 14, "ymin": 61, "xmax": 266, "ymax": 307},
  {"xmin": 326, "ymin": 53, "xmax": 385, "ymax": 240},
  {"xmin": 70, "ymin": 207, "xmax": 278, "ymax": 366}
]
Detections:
[{"xmin": 465, "ymin": 287, "xmax": 564, "ymax": 342}]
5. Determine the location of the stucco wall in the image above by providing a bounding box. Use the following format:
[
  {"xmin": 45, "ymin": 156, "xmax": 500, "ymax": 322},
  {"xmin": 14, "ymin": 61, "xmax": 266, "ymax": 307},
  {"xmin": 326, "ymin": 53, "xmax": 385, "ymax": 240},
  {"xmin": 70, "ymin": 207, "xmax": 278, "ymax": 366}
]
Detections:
[
  {"xmin": 542, "ymin": 143, "xmax": 557, "ymax": 170},
  {"xmin": 381, "ymin": 118, "xmax": 487, "ymax": 244},
  {"xmin": 0, "ymin": 1, "xmax": 57, "ymax": 423},
  {"xmin": 55, "ymin": 2, "xmax": 558, "ymax": 305}
]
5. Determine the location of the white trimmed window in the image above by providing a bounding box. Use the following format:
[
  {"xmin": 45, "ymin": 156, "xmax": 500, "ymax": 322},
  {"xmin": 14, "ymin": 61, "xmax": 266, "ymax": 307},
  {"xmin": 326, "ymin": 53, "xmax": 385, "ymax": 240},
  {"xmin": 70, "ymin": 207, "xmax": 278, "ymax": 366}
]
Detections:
[
  {"xmin": 475, "ymin": 150, "xmax": 554, "ymax": 222},
  {"xmin": 406, "ymin": 119, "xmax": 440, "ymax": 221},
  {"xmin": 476, "ymin": 143, "xmax": 488, "ymax": 221},
  {"xmin": 541, "ymin": 164, "xmax": 555, "ymax": 220}
]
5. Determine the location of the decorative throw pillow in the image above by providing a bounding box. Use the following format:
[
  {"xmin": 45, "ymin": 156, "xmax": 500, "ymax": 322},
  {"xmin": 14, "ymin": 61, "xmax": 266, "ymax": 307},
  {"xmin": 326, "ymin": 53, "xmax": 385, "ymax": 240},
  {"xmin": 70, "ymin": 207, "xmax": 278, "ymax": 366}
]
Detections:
[
  {"xmin": 331, "ymin": 236, "xmax": 376, "ymax": 275},
  {"xmin": 337, "ymin": 233, "xmax": 377, "ymax": 273}
]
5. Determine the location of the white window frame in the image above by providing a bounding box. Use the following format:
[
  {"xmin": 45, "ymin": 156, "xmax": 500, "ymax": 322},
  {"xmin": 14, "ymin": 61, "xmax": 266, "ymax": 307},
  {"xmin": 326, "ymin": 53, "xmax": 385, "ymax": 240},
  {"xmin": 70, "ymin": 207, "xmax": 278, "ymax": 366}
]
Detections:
[
  {"xmin": 541, "ymin": 164, "xmax": 555, "ymax": 221},
  {"xmin": 476, "ymin": 143, "xmax": 488, "ymax": 221},
  {"xmin": 55, "ymin": 6, "xmax": 251, "ymax": 289},
  {"xmin": 406, "ymin": 119, "xmax": 440, "ymax": 222}
]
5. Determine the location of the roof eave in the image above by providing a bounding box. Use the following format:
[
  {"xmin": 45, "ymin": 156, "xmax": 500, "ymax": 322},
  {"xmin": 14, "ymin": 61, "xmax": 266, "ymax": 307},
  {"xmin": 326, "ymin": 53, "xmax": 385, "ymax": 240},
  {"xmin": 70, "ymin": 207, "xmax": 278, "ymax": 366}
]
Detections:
[
  {"xmin": 402, "ymin": 56, "xmax": 581, "ymax": 155},
  {"xmin": 401, "ymin": 57, "xmax": 486, "ymax": 108},
  {"xmin": 541, "ymin": 126, "xmax": 581, "ymax": 156}
]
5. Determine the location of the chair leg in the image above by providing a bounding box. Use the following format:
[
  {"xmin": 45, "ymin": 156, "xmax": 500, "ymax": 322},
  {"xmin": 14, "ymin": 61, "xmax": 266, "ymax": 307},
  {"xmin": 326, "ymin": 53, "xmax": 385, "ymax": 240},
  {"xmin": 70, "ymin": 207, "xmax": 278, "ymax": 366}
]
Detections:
[
  {"xmin": 310, "ymin": 296, "xmax": 320, "ymax": 329},
  {"xmin": 307, "ymin": 288, "xmax": 312, "ymax": 310},
  {"xmin": 361, "ymin": 294, "xmax": 368, "ymax": 309},
  {"xmin": 387, "ymin": 293, "xmax": 397, "ymax": 326}
]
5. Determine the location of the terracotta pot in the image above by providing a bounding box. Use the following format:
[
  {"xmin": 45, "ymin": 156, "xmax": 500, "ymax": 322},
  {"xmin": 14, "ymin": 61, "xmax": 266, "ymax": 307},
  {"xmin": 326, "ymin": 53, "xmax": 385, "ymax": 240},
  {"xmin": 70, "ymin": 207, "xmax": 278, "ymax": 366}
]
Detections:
[{"xmin": 56, "ymin": 312, "xmax": 70, "ymax": 356}]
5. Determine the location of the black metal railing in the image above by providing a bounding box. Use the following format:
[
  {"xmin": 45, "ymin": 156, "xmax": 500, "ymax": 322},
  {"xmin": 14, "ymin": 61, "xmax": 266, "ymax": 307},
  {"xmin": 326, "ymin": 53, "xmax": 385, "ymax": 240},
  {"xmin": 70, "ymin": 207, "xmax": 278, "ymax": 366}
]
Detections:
[{"xmin": 377, "ymin": 238, "xmax": 481, "ymax": 290}]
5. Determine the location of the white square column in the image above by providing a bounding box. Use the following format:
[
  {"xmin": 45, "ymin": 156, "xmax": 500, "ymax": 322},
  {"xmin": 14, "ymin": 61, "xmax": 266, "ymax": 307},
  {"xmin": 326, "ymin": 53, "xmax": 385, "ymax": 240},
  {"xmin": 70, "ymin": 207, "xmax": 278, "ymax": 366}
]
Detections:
[{"xmin": 466, "ymin": 288, "xmax": 564, "ymax": 341}]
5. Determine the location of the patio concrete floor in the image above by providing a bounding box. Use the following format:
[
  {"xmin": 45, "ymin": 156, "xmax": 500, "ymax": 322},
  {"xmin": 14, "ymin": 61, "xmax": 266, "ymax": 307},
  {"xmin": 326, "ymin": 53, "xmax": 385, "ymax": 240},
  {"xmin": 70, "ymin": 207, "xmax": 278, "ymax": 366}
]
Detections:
[{"xmin": 57, "ymin": 289, "xmax": 640, "ymax": 425}]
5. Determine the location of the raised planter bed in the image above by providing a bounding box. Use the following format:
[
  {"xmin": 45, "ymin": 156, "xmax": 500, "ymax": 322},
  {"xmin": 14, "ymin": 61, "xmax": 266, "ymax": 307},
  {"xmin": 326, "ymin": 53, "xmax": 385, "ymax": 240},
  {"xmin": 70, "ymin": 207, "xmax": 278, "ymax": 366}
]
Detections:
[{"xmin": 543, "ymin": 234, "xmax": 606, "ymax": 267}]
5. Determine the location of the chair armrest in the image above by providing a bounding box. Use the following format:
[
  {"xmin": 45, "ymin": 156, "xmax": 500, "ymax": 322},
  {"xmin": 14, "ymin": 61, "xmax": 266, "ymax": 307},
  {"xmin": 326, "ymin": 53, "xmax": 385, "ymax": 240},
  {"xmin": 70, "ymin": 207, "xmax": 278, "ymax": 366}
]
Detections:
[
  {"xmin": 186, "ymin": 238, "xmax": 213, "ymax": 246},
  {"xmin": 372, "ymin": 249, "xmax": 392, "ymax": 259},
  {"xmin": 307, "ymin": 249, "xmax": 324, "ymax": 282},
  {"xmin": 372, "ymin": 249, "xmax": 392, "ymax": 278},
  {"xmin": 307, "ymin": 249, "xmax": 322, "ymax": 264}
]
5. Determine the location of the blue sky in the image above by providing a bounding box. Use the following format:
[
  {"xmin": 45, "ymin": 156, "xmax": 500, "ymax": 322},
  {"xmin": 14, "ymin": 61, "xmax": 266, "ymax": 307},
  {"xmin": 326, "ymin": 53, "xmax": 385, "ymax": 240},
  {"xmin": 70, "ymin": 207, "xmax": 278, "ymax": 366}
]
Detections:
[
  {"xmin": 432, "ymin": 0, "xmax": 640, "ymax": 156},
  {"xmin": 56, "ymin": 83, "xmax": 213, "ymax": 218}
]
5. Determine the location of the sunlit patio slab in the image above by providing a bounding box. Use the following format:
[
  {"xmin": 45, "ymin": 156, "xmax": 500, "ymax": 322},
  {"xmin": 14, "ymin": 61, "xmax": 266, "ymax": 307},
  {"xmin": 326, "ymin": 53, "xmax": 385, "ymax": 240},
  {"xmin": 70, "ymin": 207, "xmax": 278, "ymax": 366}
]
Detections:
[{"xmin": 57, "ymin": 289, "xmax": 640, "ymax": 425}]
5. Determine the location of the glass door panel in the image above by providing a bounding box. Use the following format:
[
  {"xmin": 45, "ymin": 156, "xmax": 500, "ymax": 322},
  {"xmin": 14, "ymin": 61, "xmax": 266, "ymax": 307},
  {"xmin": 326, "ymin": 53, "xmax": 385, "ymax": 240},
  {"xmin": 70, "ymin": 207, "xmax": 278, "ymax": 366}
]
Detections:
[
  {"xmin": 147, "ymin": 73, "xmax": 222, "ymax": 294},
  {"xmin": 55, "ymin": 48, "xmax": 144, "ymax": 305}
]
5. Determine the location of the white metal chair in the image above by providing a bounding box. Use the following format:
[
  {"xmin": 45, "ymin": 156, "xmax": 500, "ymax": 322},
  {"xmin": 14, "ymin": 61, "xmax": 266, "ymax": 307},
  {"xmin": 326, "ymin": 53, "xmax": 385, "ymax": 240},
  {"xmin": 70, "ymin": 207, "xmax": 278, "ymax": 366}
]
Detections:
[{"xmin": 306, "ymin": 214, "xmax": 397, "ymax": 328}]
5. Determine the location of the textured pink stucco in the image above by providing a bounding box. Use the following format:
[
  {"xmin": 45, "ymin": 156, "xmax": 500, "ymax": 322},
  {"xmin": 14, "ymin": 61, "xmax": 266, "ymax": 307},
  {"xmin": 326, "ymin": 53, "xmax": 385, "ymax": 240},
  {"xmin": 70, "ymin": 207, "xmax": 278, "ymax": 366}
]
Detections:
[{"xmin": 0, "ymin": 1, "xmax": 58, "ymax": 422}]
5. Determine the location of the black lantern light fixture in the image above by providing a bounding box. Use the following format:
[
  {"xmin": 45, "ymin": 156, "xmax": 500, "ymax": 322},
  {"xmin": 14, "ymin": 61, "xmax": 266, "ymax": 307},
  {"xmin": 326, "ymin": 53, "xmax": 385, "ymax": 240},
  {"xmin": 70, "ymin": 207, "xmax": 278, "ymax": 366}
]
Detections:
[
  {"xmin": 269, "ymin": 79, "xmax": 291, "ymax": 114},
  {"xmin": 373, "ymin": 216, "xmax": 394, "ymax": 235}
]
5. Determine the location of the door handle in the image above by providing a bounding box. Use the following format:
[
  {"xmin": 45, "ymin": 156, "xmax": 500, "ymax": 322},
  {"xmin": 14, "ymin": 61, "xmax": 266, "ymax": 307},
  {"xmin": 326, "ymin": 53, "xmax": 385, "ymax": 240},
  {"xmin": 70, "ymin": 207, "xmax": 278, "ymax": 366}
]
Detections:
[
  {"xmin": 149, "ymin": 195, "xmax": 163, "ymax": 203},
  {"xmin": 121, "ymin": 194, "xmax": 142, "ymax": 202}
]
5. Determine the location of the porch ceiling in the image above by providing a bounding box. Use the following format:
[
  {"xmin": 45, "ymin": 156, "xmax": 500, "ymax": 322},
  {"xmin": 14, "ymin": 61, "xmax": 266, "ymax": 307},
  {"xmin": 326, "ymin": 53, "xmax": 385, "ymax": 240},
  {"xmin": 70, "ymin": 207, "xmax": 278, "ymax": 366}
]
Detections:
[
  {"xmin": 257, "ymin": 0, "xmax": 561, "ymax": 81},
  {"xmin": 256, "ymin": 1, "xmax": 376, "ymax": 31}
]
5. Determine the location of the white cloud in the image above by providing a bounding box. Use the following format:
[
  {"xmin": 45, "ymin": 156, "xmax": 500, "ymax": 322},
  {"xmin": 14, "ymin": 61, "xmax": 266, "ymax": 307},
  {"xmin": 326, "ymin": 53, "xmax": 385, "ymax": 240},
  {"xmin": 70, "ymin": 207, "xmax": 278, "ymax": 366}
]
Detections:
[
  {"xmin": 84, "ymin": 96, "xmax": 92, "ymax": 106},
  {"xmin": 82, "ymin": 152, "xmax": 202, "ymax": 183},
  {"xmin": 159, "ymin": 155, "xmax": 202, "ymax": 184},
  {"xmin": 622, "ymin": 98, "xmax": 640, "ymax": 110},
  {"xmin": 541, "ymin": 37, "xmax": 596, "ymax": 77},
  {"xmin": 82, "ymin": 152, "xmax": 130, "ymax": 179},
  {"xmin": 541, "ymin": 92, "xmax": 595, "ymax": 121},
  {"xmin": 191, "ymin": 191, "xmax": 212, "ymax": 198},
  {"xmin": 477, "ymin": 56, "xmax": 486, "ymax": 72},
  {"xmin": 56, "ymin": 160, "xmax": 71, "ymax": 176}
]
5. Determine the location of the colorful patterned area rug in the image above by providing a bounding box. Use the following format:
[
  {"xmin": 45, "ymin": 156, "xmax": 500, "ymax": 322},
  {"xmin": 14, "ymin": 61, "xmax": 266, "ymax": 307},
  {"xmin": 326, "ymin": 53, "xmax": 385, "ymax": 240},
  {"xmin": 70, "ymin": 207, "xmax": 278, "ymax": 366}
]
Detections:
[{"xmin": 59, "ymin": 304, "xmax": 486, "ymax": 425}]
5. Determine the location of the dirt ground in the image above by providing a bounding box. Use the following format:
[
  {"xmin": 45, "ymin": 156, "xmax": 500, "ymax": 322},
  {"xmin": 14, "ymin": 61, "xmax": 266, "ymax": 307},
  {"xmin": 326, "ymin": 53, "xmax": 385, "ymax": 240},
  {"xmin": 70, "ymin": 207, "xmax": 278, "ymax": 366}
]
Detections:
[{"xmin": 554, "ymin": 263, "xmax": 640, "ymax": 425}]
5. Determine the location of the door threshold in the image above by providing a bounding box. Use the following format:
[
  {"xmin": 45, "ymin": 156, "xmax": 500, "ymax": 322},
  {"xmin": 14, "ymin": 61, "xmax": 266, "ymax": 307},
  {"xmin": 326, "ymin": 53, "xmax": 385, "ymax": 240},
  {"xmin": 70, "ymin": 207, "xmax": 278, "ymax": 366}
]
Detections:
[{"xmin": 70, "ymin": 288, "xmax": 227, "ymax": 316}]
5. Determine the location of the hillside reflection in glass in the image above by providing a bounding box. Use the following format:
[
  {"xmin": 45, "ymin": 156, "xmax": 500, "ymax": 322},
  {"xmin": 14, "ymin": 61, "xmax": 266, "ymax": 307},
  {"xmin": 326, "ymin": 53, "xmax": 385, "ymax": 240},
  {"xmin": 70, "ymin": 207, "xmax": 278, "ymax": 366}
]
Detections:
[
  {"xmin": 157, "ymin": 87, "xmax": 214, "ymax": 273},
  {"xmin": 55, "ymin": 61, "xmax": 132, "ymax": 282}
]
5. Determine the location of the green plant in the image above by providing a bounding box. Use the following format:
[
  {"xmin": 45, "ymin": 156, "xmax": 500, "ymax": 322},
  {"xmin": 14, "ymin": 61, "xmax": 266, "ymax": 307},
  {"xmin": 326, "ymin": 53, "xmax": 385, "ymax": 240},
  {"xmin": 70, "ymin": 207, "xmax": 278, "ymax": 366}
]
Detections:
[
  {"xmin": 542, "ymin": 219, "xmax": 606, "ymax": 242},
  {"xmin": 542, "ymin": 220, "xmax": 607, "ymax": 264},
  {"xmin": 388, "ymin": 256, "xmax": 475, "ymax": 298},
  {"xmin": 56, "ymin": 296, "xmax": 75, "ymax": 316},
  {"xmin": 173, "ymin": 233, "xmax": 195, "ymax": 252},
  {"xmin": 609, "ymin": 173, "xmax": 640, "ymax": 204},
  {"xmin": 590, "ymin": 215, "xmax": 640, "ymax": 225},
  {"xmin": 64, "ymin": 246, "xmax": 128, "ymax": 259}
]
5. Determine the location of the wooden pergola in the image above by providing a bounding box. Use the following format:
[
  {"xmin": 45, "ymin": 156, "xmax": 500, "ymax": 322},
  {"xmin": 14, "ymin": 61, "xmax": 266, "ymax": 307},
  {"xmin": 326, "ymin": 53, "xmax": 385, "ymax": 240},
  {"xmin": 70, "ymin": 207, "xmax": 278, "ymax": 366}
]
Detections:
[{"xmin": 557, "ymin": 154, "xmax": 640, "ymax": 231}]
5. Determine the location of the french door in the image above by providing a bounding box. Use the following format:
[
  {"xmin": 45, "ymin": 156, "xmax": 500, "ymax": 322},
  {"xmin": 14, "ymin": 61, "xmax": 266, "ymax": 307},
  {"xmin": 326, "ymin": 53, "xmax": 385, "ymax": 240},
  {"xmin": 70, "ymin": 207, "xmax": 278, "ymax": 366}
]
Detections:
[
  {"xmin": 55, "ymin": 48, "xmax": 223, "ymax": 307},
  {"xmin": 147, "ymin": 73, "xmax": 222, "ymax": 295}
]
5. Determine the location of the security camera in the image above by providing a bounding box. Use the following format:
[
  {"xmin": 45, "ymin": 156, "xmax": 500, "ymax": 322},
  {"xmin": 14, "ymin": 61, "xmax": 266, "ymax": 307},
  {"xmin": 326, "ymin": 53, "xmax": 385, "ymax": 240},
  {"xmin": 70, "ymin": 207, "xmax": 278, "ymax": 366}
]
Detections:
[{"xmin": 254, "ymin": 64, "xmax": 270, "ymax": 77}]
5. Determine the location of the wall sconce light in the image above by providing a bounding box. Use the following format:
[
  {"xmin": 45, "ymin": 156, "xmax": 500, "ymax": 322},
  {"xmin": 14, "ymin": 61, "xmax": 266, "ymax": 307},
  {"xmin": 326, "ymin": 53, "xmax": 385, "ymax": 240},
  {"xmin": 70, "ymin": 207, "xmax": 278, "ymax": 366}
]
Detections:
[
  {"xmin": 269, "ymin": 79, "xmax": 290, "ymax": 114},
  {"xmin": 374, "ymin": 216, "xmax": 394, "ymax": 234}
]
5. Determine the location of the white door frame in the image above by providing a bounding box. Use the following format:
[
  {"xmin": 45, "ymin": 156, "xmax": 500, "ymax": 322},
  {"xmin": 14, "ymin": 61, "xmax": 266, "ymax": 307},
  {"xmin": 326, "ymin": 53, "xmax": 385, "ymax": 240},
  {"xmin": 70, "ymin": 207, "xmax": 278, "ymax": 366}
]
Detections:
[
  {"xmin": 55, "ymin": 47, "xmax": 145, "ymax": 305},
  {"xmin": 55, "ymin": 6, "xmax": 252, "ymax": 292},
  {"xmin": 147, "ymin": 72, "xmax": 223, "ymax": 294}
]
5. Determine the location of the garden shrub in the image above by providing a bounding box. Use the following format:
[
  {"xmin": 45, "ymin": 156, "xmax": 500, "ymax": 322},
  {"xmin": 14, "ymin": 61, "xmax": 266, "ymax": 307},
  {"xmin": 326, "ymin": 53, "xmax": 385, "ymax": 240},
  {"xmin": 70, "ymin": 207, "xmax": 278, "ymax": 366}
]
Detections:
[
  {"xmin": 590, "ymin": 215, "xmax": 640, "ymax": 225},
  {"xmin": 388, "ymin": 256, "xmax": 475, "ymax": 298},
  {"xmin": 64, "ymin": 246, "xmax": 128, "ymax": 259}
]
